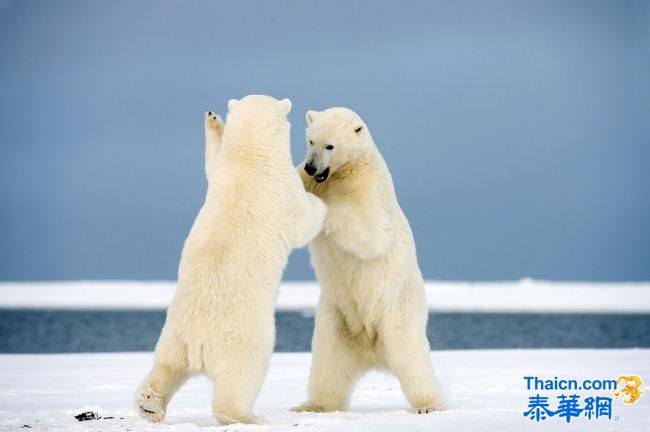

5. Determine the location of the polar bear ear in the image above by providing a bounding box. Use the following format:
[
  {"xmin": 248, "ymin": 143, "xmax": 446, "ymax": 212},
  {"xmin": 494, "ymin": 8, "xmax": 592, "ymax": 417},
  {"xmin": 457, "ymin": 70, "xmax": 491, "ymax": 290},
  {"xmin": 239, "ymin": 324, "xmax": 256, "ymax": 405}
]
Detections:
[
  {"xmin": 278, "ymin": 98, "xmax": 292, "ymax": 114},
  {"xmin": 306, "ymin": 110, "xmax": 318, "ymax": 125},
  {"xmin": 227, "ymin": 99, "xmax": 239, "ymax": 111},
  {"xmin": 353, "ymin": 122, "xmax": 364, "ymax": 134}
]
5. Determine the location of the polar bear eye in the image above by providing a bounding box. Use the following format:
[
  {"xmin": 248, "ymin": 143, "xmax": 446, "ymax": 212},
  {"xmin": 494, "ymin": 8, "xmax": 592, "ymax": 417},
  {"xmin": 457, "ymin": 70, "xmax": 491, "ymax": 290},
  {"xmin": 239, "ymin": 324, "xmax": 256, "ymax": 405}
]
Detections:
[
  {"xmin": 309, "ymin": 140, "xmax": 314, "ymax": 146},
  {"xmin": 326, "ymin": 145, "xmax": 334, "ymax": 150}
]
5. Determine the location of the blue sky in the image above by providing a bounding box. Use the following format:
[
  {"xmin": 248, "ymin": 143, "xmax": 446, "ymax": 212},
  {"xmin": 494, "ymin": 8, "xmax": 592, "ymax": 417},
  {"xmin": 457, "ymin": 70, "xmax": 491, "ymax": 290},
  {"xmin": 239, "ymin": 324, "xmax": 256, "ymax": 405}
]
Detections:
[{"xmin": 1, "ymin": 0, "xmax": 648, "ymax": 281}]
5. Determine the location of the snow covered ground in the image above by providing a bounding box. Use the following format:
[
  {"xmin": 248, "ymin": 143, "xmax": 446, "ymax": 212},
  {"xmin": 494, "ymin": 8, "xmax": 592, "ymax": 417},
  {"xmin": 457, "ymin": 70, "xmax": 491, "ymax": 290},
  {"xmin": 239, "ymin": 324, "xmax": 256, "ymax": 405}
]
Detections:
[
  {"xmin": 1, "ymin": 279, "xmax": 649, "ymax": 313},
  {"xmin": 0, "ymin": 349, "xmax": 648, "ymax": 431}
]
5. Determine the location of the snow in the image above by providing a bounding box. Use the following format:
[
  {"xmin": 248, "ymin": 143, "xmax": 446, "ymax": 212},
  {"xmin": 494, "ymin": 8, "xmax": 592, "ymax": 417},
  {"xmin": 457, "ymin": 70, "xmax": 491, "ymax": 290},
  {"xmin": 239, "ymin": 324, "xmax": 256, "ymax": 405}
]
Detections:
[
  {"xmin": 0, "ymin": 349, "xmax": 648, "ymax": 431},
  {"xmin": 1, "ymin": 279, "xmax": 649, "ymax": 313}
]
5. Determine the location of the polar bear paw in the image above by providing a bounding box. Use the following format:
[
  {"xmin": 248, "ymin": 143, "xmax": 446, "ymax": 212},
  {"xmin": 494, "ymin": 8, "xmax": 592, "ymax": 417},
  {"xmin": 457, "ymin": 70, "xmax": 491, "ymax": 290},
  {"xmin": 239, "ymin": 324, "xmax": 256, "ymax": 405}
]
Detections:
[
  {"xmin": 290, "ymin": 402, "xmax": 335, "ymax": 413},
  {"xmin": 214, "ymin": 410, "xmax": 261, "ymax": 425},
  {"xmin": 412, "ymin": 397, "xmax": 446, "ymax": 414},
  {"xmin": 205, "ymin": 111, "xmax": 224, "ymax": 133},
  {"xmin": 135, "ymin": 383, "xmax": 166, "ymax": 423}
]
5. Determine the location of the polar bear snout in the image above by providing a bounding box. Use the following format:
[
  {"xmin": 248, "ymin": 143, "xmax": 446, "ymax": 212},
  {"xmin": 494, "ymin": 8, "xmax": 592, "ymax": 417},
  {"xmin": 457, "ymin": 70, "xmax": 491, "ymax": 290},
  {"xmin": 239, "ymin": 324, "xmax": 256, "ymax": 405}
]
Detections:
[
  {"xmin": 304, "ymin": 161, "xmax": 330, "ymax": 183},
  {"xmin": 304, "ymin": 162, "xmax": 318, "ymax": 176}
]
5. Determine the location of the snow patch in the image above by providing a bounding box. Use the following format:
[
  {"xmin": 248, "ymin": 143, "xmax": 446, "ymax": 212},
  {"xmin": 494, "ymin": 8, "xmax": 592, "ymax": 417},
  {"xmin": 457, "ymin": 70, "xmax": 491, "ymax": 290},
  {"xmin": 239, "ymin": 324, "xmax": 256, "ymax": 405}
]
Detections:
[
  {"xmin": 0, "ymin": 280, "xmax": 649, "ymax": 313},
  {"xmin": 0, "ymin": 350, "xmax": 648, "ymax": 431}
]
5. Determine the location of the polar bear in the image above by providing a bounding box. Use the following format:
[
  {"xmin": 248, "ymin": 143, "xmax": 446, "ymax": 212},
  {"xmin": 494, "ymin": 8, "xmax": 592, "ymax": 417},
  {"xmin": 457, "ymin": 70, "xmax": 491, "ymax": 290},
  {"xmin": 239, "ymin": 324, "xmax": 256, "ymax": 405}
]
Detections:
[
  {"xmin": 294, "ymin": 107, "xmax": 446, "ymax": 414},
  {"xmin": 135, "ymin": 95, "xmax": 327, "ymax": 425}
]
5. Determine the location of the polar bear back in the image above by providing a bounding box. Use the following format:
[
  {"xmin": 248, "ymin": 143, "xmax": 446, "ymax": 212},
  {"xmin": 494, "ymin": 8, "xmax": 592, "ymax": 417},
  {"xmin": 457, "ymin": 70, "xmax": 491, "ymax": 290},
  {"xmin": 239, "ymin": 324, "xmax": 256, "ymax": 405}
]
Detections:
[{"xmin": 169, "ymin": 96, "xmax": 306, "ymax": 331}]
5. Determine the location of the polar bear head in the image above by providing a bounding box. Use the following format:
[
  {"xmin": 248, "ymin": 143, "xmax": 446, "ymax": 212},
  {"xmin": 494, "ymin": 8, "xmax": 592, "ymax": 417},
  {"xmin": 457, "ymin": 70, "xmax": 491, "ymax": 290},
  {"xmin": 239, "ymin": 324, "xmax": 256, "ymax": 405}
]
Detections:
[
  {"xmin": 223, "ymin": 95, "xmax": 292, "ymax": 154},
  {"xmin": 303, "ymin": 107, "xmax": 369, "ymax": 183}
]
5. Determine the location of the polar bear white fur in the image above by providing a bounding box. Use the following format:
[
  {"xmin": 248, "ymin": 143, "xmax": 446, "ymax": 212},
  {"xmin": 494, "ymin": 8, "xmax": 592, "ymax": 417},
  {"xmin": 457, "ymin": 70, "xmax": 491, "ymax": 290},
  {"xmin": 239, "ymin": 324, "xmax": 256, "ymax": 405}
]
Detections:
[
  {"xmin": 294, "ymin": 107, "xmax": 446, "ymax": 414},
  {"xmin": 135, "ymin": 95, "xmax": 326, "ymax": 425}
]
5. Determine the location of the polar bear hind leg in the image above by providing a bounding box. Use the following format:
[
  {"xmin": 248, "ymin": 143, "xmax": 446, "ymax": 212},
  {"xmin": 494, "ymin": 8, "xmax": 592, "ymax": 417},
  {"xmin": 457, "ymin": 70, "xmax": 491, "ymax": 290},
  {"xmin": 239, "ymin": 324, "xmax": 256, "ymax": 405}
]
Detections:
[
  {"xmin": 135, "ymin": 330, "xmax": 189, "ymax": 422},
  {"xmin": 206, "ymin": 335, "xmax": 273, "ymax": 424},
  {"xmin": 381, "ymin": 314, "xmax": 446, "ymax": 413},
  {"xmin": 293, "ymin": 307, "xmax": 369, "ymax": 412}
]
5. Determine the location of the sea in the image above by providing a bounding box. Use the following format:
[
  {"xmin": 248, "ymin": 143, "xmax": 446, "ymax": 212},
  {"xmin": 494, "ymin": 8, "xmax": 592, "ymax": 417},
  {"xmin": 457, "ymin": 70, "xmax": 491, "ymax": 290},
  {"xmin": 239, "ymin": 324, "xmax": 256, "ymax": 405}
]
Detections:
[{"xmin": 0, "ymin": 310, "xmax": 649, "ymax": 353}]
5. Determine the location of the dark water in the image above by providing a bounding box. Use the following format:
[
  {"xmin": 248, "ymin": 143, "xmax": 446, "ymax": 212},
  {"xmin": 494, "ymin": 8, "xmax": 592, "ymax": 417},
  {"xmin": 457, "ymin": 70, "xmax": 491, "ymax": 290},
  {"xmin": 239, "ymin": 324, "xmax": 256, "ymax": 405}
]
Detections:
[{"xmin": 0, "ymin": 309, "xmax": 649, "ymax": 353}]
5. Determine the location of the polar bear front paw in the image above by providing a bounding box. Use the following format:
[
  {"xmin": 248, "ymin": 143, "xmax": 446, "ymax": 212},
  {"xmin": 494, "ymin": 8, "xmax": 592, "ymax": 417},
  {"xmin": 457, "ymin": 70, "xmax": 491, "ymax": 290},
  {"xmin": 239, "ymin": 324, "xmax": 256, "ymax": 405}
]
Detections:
[
  {"xmin": 135, "ymin": 384, "xmax": 166, "ymax": 423},
  {"xmin": 205, "ymin": 111, "xmax": 224, "ymax": 133},
  {"xmin": 306, "ymin": 192, "xmax": 327, "ymax": 228}
]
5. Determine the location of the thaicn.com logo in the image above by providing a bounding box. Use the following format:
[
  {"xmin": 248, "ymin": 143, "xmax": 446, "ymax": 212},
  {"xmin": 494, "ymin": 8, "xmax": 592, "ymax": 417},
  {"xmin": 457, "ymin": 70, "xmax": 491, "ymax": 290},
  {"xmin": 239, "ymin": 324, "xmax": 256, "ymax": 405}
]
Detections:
[{"xmin": 523, "ymin": 375, "xmax": 644, "ymax": 423}]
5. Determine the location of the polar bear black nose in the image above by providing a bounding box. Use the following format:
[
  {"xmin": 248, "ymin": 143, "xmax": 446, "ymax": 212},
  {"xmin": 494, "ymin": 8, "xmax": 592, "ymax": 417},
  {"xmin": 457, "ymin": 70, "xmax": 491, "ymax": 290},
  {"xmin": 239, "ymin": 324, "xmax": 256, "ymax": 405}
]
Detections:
[{"xmin": 304, "ymin": 163, "xmax": 317, "ymax": 176}]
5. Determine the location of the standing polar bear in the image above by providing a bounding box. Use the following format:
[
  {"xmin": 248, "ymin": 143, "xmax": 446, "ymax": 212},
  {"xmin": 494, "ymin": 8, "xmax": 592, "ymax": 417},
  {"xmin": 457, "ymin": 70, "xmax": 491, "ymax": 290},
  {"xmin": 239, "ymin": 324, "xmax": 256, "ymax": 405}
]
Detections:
[
  {"xmin": 136, "ymin": 95, "xmax": 326, "ymax": 425},
  {"xmin": 295, "ymin": 107, "xmax": 446, "ymax": 414}
]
